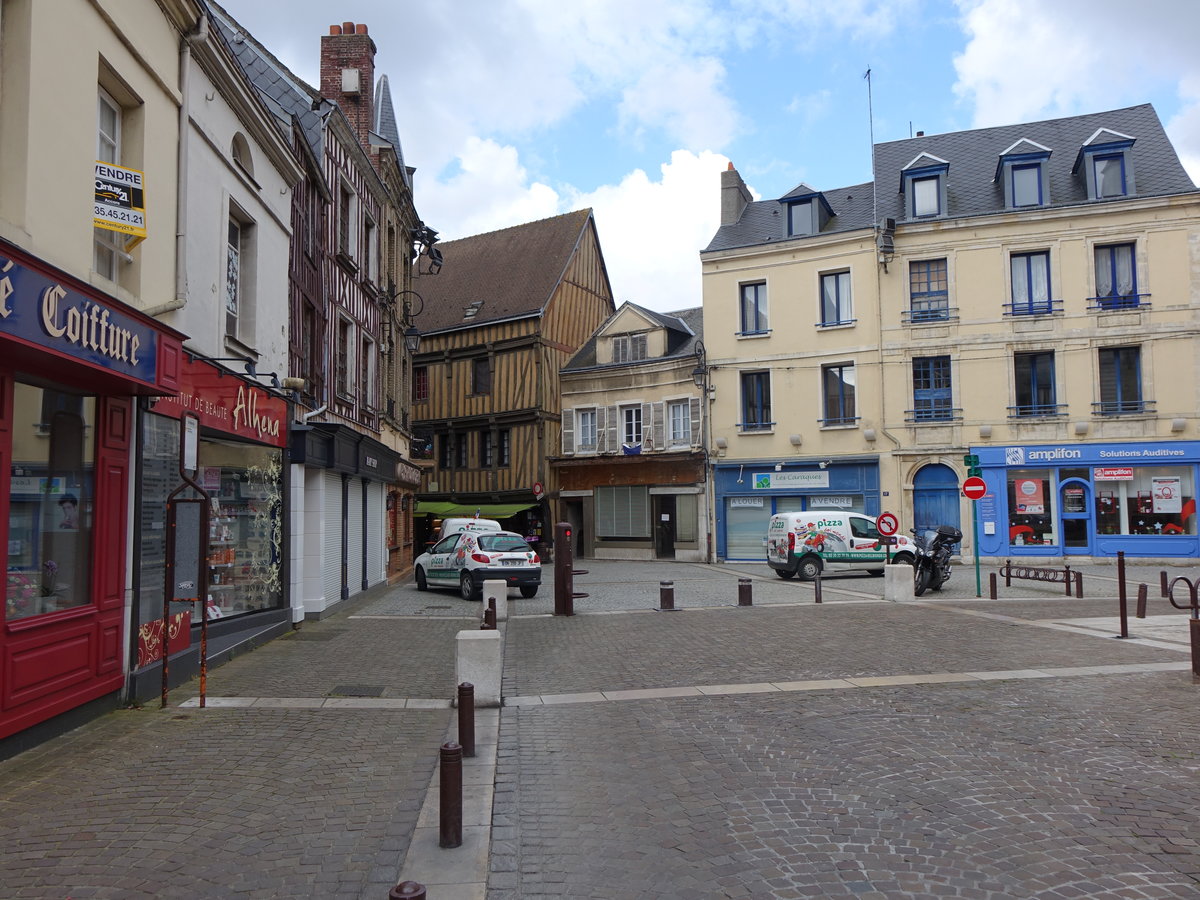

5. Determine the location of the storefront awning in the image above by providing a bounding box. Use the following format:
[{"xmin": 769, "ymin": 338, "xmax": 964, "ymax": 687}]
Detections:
[{"xmin": 416, "ymin": 501, "xmax": 538, "ymax": 519}]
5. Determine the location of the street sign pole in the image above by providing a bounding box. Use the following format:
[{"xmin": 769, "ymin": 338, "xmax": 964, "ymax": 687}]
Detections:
[
  {"xmin": 961, "ymin": 474, "xmax": 986, "ymax": 599},
  {"xmin": 973, "ymin": 500, "xmax": 981, "ymax": 598}
]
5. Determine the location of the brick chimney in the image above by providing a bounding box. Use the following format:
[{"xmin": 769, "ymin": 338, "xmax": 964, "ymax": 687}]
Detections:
[
  {"xmin": 321, "ymin": 22, "xmax": 376, "ymax": 148},
  {"xmin": 720, "ymin": 162, "xmax": 751, "ymax": 226}
]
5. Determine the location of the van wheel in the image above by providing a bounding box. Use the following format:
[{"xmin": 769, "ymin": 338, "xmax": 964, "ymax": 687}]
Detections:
[
  {"xmin": 776, "ymin": 568, "xmax": 797, "ymax": 580},
  {"xmin": 867, "ymin": 568, "xmax": 885, "ymax": 576},
  {"xmin": 892, "ymin": 552, "xmax": 915, "ymax": 568},
  {"xmin": 797, "ymin": 555, "xmax": 822, "ymax": 581},
  {"xmin": 415, "ymin": 567, "xmax": 428, "ymax": 591}
]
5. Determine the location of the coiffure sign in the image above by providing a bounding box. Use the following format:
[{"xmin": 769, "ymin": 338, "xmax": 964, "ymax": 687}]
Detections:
[{"xmin": 0, "ymin": 252, "xmax": 157, "ymax": 383}]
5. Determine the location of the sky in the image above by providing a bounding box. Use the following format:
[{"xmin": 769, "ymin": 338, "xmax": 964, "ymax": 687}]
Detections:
[{"xmin": 219, "ymin": 0, "xmax": 1200, "ymax": 314}]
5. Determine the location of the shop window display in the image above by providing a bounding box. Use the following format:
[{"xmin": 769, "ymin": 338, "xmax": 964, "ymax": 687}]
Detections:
[
  {"xmin": 1097, "ymin": 467, "xmax": 1194, "ymax": 535},
  {"xmin": 1007, "ymin": 469, "xmax": 1054, "ymax": 545},
  {"xmin": 6, "ymin": 383, "xmax": 95, "ymax": 620}
]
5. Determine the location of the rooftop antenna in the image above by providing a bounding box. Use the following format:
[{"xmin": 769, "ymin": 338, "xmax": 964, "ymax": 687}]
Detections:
[{"xmin": 865, "ymin": 67, "xmax": 877, "ymax": 246}]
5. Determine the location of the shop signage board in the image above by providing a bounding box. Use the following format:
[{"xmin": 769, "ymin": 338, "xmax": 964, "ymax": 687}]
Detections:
[
  {"xmin": 0, "ymin": 251, "xmax": 158, "ymax": 383},
  {"xmin": 93, "ymin": 161, "xmax": 147, "ymax": 246},
  {"xmin": 1094, "ymin": 467, "xmax": 1134, "ymax": 480},
  {"xmin": 150, "ymin": 355, "xmax": 288, "ymax": 448},
  {"xmin": 752, "ymin": 471, "xmax": 830, "ymax": 489}
]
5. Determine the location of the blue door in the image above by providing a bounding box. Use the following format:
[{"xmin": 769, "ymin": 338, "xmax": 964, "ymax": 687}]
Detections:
[
  {"xmin": 913, "ymin": 464, "xmax": 961, "ymax": 535},
  {"xmin": 1059, "ymin": 477, "xmax": 1092, "ymax": 555}
]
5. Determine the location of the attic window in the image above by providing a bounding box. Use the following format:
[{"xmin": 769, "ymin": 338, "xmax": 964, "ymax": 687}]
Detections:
[
  {"xmin": 787, "ymin": 200, "xmax": 813, "ymax": 236},
  {"xmin": 463, "ymin": 301, "xmax": 484, "ymax": 320},
  {"xmin": 996, "ymin": 139, "xmax": 1051, "ymax": 209},
  {"xmin": 231, "ymin": 132, "xmax": 254, "ymax": 180},
  {"xmin": 1074, "ymin": 129, "xmax": 1136, "ymax": 201},
  {"xmin": 901, "ymin": 153, "xmax": 949, "ymax": 219},
  {"xmin": 613, "ymin": 333, "xmax": 647, "ymax": 363}
]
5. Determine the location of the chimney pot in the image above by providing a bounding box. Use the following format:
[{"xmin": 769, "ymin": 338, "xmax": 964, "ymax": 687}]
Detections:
[
  {"xmin": 329, "ymin": 25, "xmax": 341, "ymax": 35},
  {"xmin": 916, "ymin": 130, "xmax": 924, "ymax": 137},
  {"xmin": 356, "ymin": 24, "xmax": 368, "ymax": 35},
  {"xmin": 342, "ymin": 21, "xmax": 354, "ymax": 33},
  {"xmin": 727, "ymin": 161, "xmax": 734, "ymax": 171}
]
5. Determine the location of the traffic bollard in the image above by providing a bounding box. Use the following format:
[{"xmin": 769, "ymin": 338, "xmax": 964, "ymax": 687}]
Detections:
[
  {"xmin": 659, "ymin": 580, "xmax": 675, "ymax": 611},
  {"xmin": 482, "ymin": 601, "xmax": 496, "ymax": 630},
  {"xmin": 1136, "ymin": 583, "xmax": 1147, "ymax": 618},
  {"xmin": 738, "ymin": 577, "xmax": 752, "ymax": 606},
  {"xmin": 989, "ymin": 571, "xmax": 998, "ymax": 600},
  {"xmin": 1191, "ymin": 618, "xmax": 1200, "ymax": 678},
  {"xmin": 389, "ymin": 881, "xmax": 427, "ymax": 899},
  {"xmin": 1075, "ymin": 570, "xmax": 1083, "ymax": 599},
  {"xmin": 813, "ymin": 571, "xmax": 822, "ymax": 604},
  {"xmin": 439, "ymin": 741, "xmax": 463, "ymax": 848},
  {"xmin": 457, "ymin": 682, "xmax": 475, "ymax": 758}
]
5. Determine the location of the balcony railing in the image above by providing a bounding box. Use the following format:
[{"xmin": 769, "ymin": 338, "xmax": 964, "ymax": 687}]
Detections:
[
  {"xmin": 905, "ymin": 407, "xmax": 962, "ymax": 424},
  {"xmin": 819, "ymin": 415, "xmax": 861, "ymax": 427},
  {"xmin": 1003, "ymin": 297, "xmax": 1063, "ymax": 317},
  {"xmin": 902, "ymin": 307, "xmax": 958, "ymax": 325},
  {"xmin": 1007, "ymin": 403, "xmax": 1067, "ymax": 418},
  {"xmin": 1093, "ymin": 399, "xmax": 1153, "ymax": 416},
  {"xmin": 1088, "ymin": 293, "xmax": 1151, "ymax": 311}
]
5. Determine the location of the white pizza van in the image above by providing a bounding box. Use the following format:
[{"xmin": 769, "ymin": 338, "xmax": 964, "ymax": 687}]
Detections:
[
  {"xmin": 437, "ymin": 517, "xmax": 503, "ymax": 539},
  {"xmin": 765, "ymin": 511, "xmax": 915, "ymax": 581}
]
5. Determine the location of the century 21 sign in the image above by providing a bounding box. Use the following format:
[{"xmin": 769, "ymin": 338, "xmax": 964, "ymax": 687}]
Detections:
[{"xmin": 94, "ymin": 161, "xmax": 148, "ymax": 247}]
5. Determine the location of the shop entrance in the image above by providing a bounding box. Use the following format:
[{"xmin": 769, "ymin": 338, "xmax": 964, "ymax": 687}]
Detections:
[
  {"xmin": 1060, "ymin": 477, "xmax": 1092, "ymax": 555},
  {"xmin": 653, "ymin": 495, "xmax": 676, "ymax": 559}
]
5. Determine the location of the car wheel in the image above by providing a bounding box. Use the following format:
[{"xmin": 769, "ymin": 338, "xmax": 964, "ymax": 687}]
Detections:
[
  {"xmin": 415, "ymin": 567, "xmax": 428, "ymax": 592},
  {"xmin": 519, "ymin": 585, "xmax": 538, "ymax": 598},
  {"xmin": 460, "ymin": 572, "xmax": 478, "ymax": 602},
  {"xmin": 775, "ymin": 567, "xmax": 797, "ymax": 580},
  {"xmin": 892, "ymin": 552, "xmax": 915, "ymax": 568},
  {"xmin": 797, "ymin": 555, "xmax": 822, "ymax": 582}
]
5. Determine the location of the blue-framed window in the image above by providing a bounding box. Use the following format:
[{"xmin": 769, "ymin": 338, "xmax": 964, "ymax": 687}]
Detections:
[
  {"xmin": 1009, "ymin": 251, "xmax": 1053, "ymax": 315},
  {"xmin": 822, "ymin": 363, "xmax": 856, "ymax": 425},
  {"xmin": 787, "ymin": 200, "xmax": 813, "ymax": 236},
  {"xmin": 820, "ymin": 271, "xmax": 853, "ymax": 326},
  {"xmin": 912, "ymin": 175, "xmax": 940, "ymax": 216},
  {"xmin": 1093, "ymin": 153, "xmax": 1127, "ymax": 198},
  {"xmin": 1012, "ymin": 163, "xmax": 1043, "ymax": 207},
  {"xmin": 740, "ymin": 371, "xmax": 772, "ymax": 431},
  {"xmin": 739, "ymin": 282, "xmax": 768, "ymax": 335},
  {"xmin": 1098, "ymin": 346, "xmax": 1144, "ymax": 414},
  {"xmin": 912, "ymin": 356, "xmax": 952, "ymax": 421},
  {"xmin": 1012, "ymin": 351, "xmax": 1059, "ymax": 417},
  {"xmin": 908, "ymin": 258, "xmax": 949, "ymax": 322},
  {"xmin": 1093, "ymin": 243, "xmax": 1144, "ymax": 310}
]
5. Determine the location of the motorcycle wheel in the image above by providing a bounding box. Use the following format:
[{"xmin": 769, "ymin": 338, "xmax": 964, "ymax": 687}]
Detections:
[{"xmin": 913, "ymin": 564, "xmax": 931, "ymax": 596}]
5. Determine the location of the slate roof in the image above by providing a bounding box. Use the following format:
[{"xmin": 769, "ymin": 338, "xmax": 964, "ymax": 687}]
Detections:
[
  {"xmin": 373, "ymin": 74, "xmax": 411, "ymax": 189},
  {"xmin": 563, "ymin": 304, "xmax": 704, "ymax": 372},
  {"xmin": 705, "ymin": 104, "xmax": 1198, "ymax": 254},
  {"xmin": 412, "ymin": 210, "xmax": 597, "ymax": 334}
]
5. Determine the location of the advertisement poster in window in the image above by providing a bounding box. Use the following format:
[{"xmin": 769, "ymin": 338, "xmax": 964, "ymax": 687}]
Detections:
[
  {"xmin": 1152, "ymin": 477, "xmax": 1182, "ymax": 514},
  {"xmin": 1063, "ymin": 486, "xmax": 1086, "ymax": 513},
  {"xmin": 1015, "ymin": 478, "xmax": 1044, "ymax": 514}
]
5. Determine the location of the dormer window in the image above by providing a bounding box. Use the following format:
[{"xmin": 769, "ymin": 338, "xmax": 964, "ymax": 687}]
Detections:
[
  {"xmin": 1074, "ymin": 128, "xmax": 1136, "ymax": 201},
  {"xmin": 787, "ymin": 200, "xmax": 813, "ymax": 236},
  {"xmin": 779, "ymin": 183, "xmax": 833, "ymax": 237},
  {"xmin": 901, "ymin": 154, "xmax": 949, "ymax": 219},
  {"xmin": 613, "ymin": 333, "xmax": 647, "ymax": 363},
  {"xmin": 996, "ymin": 139, "xmax": 1051, "ymax": 209}
]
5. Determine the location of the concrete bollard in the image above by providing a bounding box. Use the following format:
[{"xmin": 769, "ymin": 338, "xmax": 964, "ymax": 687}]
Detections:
[
  {"xmin": 439, "ymin": 741, "xmax": 463, "ymax": 848},
  {"xmin": 659, "ymin": 580, "xmax": 675, "ymax": 611},
  {"xmin": 389, "ymin": 881, "xmax": 427, "ymax": 899},
  {"xmin": 457, "ymin": 682, "xmax": 475, "ymax": 758},
  {"xmin": 455, "ymin": 629, "xmax": 502, "ymax": 707},
  {"xmin": 483, "ymin": 579, "xmax": 507, "ymax": 621},
  {"xmin": 884, "ymin": 564, "xmax": 914, "ymax": 602},
  {"xmin": 737, "ymin": 578, "xmax": 752, "ymax": 606}
]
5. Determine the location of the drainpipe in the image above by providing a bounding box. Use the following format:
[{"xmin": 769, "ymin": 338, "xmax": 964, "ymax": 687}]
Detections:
[{"xmin": 145, "ymin": 14, "xmax": 208, "ymax": 317}]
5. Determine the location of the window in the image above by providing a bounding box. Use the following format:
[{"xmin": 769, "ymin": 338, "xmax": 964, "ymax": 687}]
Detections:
[
  {"xmin": 622, "ymin": 405, "xmax": 643, "ymax": 446},
  {"xmin": 577, "ymin": 409, "xmax": 597, "ymax": 449},
  {"xmin": 471, "ymin": 357, "xmax": 492, "ymax": 394},
  {"xmin": 912, "ymin": 356, "xmax": 952, "ymax": 421},
  {"xmin": 231, "ymin": 133, "xmax": 254, "ymax": 179},
  {"xmin": 1009, "ymin": 251, "xmax": 1052, "ymax": 315},
  {"xmin": 94, "ymin": 88, "xmax": 123, "ymax": 281},
  {"xmin": 338, "ymin": 183, "xmax": 355, "ymax": 258},
  {"xmin": 822, "ymin": 364, "xmax": 856, "ymax": 425},
  {"xmin": 335, "ymin": 319, "xmax": 353, "ymax": 397},
  {"xmin": 302, "ymin": 303, "xmax": 321, "ymax": 397},
  {"xmin": 1011, "ymin": 163, "xmax": 1042, "ymax": 207},
  {"xmin": 820, "ymin": 271, "xmax": 852, "ymax": 326},
  {"xmin": 913, "ymin": 176, "xmax": 940, "ymax": 216},
  {"xmin": 225, "ymin": 218, "xmax": 241, "ymax": 338},
  {"xmin": 413, "ymin": 366, "xmax": 429, "ymax": 402},
  {"xmin": 1013, "ymin": 351, "xmax": 1058, "ymax": 416},
  {"xmin": 1098, "ymin": 346, "xmax": 1143, "ymax": 414},
  {"xmin": 739, "ymin": 282, "xmax": 768, "ymax": 334},
  {"xmin": 479, "ymin": 430, "xmax": 492, "ymax": 468},
  {"xmin": 360, "ymin": 335, "xmax": 376, "ymax": 409},
  {"xmin": 787, "ymin": 200, "xmax": 813, "ymax": 236},
  {"xmin": 455, "ymin": 434, "xmax": 468, "ymax": 468},
  {"xmin": 909, "ymin": 259, "xmax": 949, "ymax": 322},
  {"xmin": 740, "ymin": 371, "xmax": 772, "ymax": 431},
  {"xmin": 438, "ymin": 434, "xmax": 454, "ymax": 469},
  {"xmin": 497, "ymin": 429, "xmax": 510, "ymax": 467},
  {"xmin": 1094, "ymin": 243, "xmax": 1140, "ymax": 309},
  {"xmin": 596, "ymin": 485, "xmax": 650, "ymax": 538},
  {"xmin": 668, "ymin": 400, "xmax": 690, "ymax": 446},
  {"xmin": 1093, "ymin": 153, "xmax": 1127, "ymax": 198},
  {"xmin": 613, "ymin": 334, "xmax": 647, "ymax": 363},
  {"xmin": 362, "ymin": 216, "xmax": 377, "ymax": 282}
]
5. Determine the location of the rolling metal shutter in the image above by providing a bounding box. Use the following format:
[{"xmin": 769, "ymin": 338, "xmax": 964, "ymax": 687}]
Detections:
[
  {"xmin": 322, "ymin": 472, "xmax": 342, "ymax": 602},
  {"xmin": 366, "ymin": 481, "xmax": 384, "ymax": 587},
  {"xmin": 346, "ymin": 479, "xmax": 363, "ymax": 596}
]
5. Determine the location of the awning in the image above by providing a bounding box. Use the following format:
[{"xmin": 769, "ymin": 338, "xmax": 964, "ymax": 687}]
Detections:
[{"xmin": 415, "ymin": 501, "xmax": 538, "ymax": 519}]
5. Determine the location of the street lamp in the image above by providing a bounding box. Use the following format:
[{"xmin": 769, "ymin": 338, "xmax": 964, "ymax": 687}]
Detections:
[
  {"xmin": 691, "ymin": 340, "xmax": 707, "ymax": 389},
  {"xmin": 388, "ymin": 287, "xmax": 425, "ymax": 354}
]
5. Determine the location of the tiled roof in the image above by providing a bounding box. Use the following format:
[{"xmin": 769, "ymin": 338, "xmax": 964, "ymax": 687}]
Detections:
[
  {"xmin": 412, "ymin": 210, "xmax": 596, "ymax": 334},
  {"xmin": 705, "ymin": 104, "xmax": 1198, "ymax": 254},
  {"xmin": 563, "ymin": 305, "xmax": 703, "ymax": 371}
]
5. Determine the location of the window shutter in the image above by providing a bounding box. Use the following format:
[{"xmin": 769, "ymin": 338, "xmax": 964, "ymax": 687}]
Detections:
[
  {"xmin": 562, "ymin": 408, "xmax": 575, "ymax": 454},
  {"xmin": 690, "ymin": 397, "xmax": 701, "ymax": 446},
  {"xmin": 650, "ymin": 402, "xmax": 664, "ymax": 451},
  {"xmin": 604, "ymin": 406, "xmax": 618, "ymax": 454},
  {"xmin": 642, "ymin": 402, "xmax": 653, "ymax": 448}
]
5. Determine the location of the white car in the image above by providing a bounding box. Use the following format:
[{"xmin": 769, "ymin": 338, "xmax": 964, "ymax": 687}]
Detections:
[{"xmin": 414, "ymin": 529, "xmax": 542, "ymax": 601}]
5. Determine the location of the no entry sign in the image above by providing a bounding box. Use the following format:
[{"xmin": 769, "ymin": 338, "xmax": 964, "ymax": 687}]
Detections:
[
  {"xmin": 962, "ymin": 476, "xmax": 987, "ymax": 500},
  {"xmin": 876, "ymin": 511, "xmax": 899, "ymax": 536}
]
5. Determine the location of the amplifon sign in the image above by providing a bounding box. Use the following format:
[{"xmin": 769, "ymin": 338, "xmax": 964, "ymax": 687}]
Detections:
[
  {"xmin": 0, "ymin": 252, "xmax": 157, "ymax": 383},
  {"xmin": 150, "ymin": 356, "xmax": 287, "ymax": 448}
]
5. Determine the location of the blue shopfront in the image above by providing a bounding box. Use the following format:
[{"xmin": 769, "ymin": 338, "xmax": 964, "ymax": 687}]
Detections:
[
  {"xmin": 972, "ymin": 440, "xmax": 1200, "ymax": 559},
  {"xmin": 714, "ymin": 459, "xmax": 881, "ymax": 561}
]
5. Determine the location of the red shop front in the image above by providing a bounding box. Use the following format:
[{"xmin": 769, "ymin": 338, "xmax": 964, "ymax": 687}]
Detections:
[{"xmin": 0, "ymin": 239, "xmax": 183, "ymax": 751}]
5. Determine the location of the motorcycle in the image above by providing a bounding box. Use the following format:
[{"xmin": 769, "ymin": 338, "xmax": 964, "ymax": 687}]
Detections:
[{"xmin": 910, "ymin": 525, "xmax": 963, "ymax": 596}]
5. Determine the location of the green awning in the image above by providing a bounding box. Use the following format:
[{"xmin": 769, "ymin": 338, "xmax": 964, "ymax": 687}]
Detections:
[{"xmin": 415, "ymin": 501, "xmax": 537, "ymax": 519}]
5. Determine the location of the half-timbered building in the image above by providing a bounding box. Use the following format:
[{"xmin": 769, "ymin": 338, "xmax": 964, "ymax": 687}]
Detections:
[{"xmin": 410, "ymin": 210, "xmax": 615, "ymax": 556}]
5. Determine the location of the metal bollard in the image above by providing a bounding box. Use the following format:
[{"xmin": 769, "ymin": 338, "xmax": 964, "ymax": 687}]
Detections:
[
  {"xmin": 1136, "ymin": 583, "xmax": 1147, "ymax": 618},
  {"xmin": 1075, "ymin": 570, "xmax": 1083, "ymax": 599},
  {"xmin": 813, "ymin": 570, "xmax": 822, "ymax": 604},
  {"xmin": 1161, "ymin": 570, "xmax": 1170, "ymax": 598},
  {"xmin": 390, "ymin": 881, "xmax": 427, "ymax": 899},
  {"xmin": 659, "ymin": 580, "xmax": 675, "ymax": 611},
  {"xmin": 482, "ymin": 602, "xmax": 496, "ymax": 630},
  {"xmin": 989, "ymin": 571, "xmax": 998, "ymax": 600},
  {"xmin": 439, "ymin": 741, "xmax": 463, "ymax": 848},
  {"xmin": 1065, "ymin": 565, "xmax": 1073, "ymax": 597},
  {"xmin": 1190, "ymin": 618, "xmax": 1200, "ymax": 678},
  {"xmin": 457, "ymin": 682, "xmax": 475, "ymax": 758},
  {"xmin": 738, "ymin": 577, "xmax": 752, "ymax": 607},
  {"xmin": 1117, "ymin": 551, "xmax": 1129, "ymax": 639}
]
